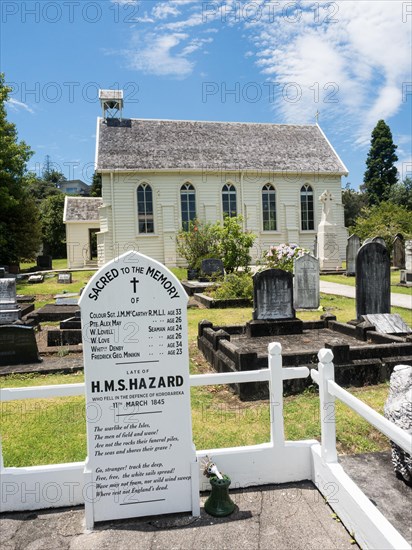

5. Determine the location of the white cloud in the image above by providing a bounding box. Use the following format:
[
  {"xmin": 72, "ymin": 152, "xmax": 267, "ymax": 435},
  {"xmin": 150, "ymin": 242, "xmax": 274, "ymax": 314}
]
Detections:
[
  {"xmin": 7, "ymin": 98, "xmax": 34, "ymax": 114},
  {"xmin": 152, "ymin": 3, "xmax": 181, "ymax": 20},
  {"xmin": 125, "ymin": 32, "xmax": 195, "ymax": 77}
]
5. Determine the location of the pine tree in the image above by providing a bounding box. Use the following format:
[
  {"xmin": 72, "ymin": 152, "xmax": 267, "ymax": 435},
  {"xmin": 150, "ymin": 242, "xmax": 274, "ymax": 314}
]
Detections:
[{"xmin": 362, "ymin": 120, "xmax": 398, "ymax": 205}]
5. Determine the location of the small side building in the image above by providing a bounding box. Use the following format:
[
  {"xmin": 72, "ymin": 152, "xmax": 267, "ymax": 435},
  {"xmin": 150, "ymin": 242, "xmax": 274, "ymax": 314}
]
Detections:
[{"xmin": 63, "ymin": 196, "xmax": 102, "ymax": 268}]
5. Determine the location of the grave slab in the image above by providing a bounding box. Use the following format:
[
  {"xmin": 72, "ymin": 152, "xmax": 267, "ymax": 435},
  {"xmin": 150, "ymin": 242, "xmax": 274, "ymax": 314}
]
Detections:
[
  {"xmin": 356, "ymin": 242, "xmax": 390, "ymax": 318},
  {"xmin": 362, "ymin": 314, "xmax": 412, "ymax": 335},
  {"xmin": 0, "ymin": 325, "xmax": 42, "ymax": 366}
]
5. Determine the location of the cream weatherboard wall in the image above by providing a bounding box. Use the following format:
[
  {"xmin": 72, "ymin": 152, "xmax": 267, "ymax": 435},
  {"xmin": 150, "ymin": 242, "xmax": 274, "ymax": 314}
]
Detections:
[
  {"xmin": 65, "ymin": 221, "xmax": 100, "ymax": 269},
  {"xmin": 97, "ymin": 171, "xmax": 346, "ymax": 268}
]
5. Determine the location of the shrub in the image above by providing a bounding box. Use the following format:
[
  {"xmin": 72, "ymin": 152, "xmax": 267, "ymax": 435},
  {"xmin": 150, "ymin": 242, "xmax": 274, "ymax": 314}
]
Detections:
[
  {"xmin": 209, "ymin": 272, "xmax": 253, "ymax": 301},
  {"xmin": 217, "ymin": 216, "xmax": 256, "ymax": 273},
  {"xmin": 176, "ymin": 219, "xmax": 220, "ymax": 271},
  {"xmin": 260, "ymin": 243, "xmax": 309, "ymax": 273},
  {"xmin": 176, "ymin": 216, "xmax": 256, "ymax": 273}
]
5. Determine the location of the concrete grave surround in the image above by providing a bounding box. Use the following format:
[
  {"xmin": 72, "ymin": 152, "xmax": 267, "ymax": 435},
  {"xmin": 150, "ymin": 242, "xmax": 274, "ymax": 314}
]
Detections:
[
  {"xmin": 79, "ymin": 251, "xmax": 198, "ymax": 527},
  {"xmin": 293, "ymin": 253, "xmax": 320, "ymax": 309},
  {"xmin": 252, "ymin": 269, "xmax": 295, "ymax": 320},
  {"xmin": 317, "ymin": 190, "xmax": 341, "ymax": 271},
  {"xmin": 356, "ymin": 242, "xmax": 390, "ymax": 319},
  {"xmin": 346, "ymin": 234, "xmax": 360, "ymax": 276},
  {"xmin": 0, "ymin": 278, "xmax": 20, "ymax": 325}
]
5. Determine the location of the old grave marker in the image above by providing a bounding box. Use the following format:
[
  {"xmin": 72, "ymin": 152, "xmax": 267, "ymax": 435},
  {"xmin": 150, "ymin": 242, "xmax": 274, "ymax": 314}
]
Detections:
[
  {"xmin": 0, "ymin": 325, "xmax": 41, "ymax": 365},
  {"xmin": 356, "ymin": 242, "xmax": 390, "ymax": 318},
  {"xmin": 253, "ymin": 269, "xmax": 294, "ymax": 320},
  {"xmin": 58, "ymin": 273, "xmax": 72, "ymax": 284},
  {"xmin": 200, "ymin": 258, "xmax": 224, "ymax": 280},
  {"xmin": 0, "ymin": 279, "xmax": 20, "ymax": 325},
  {"xmin": 392, "ymin": 235, "xmax": 405, "ymax": 269},
  {"xmin": 346, "ymin": 234, "xmax": 360, "ymax": 276},
  {"xmin": 79, "ymin": 251, "xmax": 198, "ymax": 527},
  {"xmin": 294, "ymin": 254, "xmax": 319, "ymax": 309}
]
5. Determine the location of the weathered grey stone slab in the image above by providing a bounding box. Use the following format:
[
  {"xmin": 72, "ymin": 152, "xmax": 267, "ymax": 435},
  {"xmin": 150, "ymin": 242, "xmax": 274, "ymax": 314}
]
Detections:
[
  {"xmin": 405, "ymin": 240, "xmax": 412, "ymax": 271},
  {"xmin": 373, "ymin": 236, "xmax": 386, "ymax": 247},
  {"xmin": 200, "ymin": 258, "xmax": 224, "ymax": 279},
  {"xmin": 28, "ymin": 275, "xmax": 44, "ymax": 284},
  {"xmin": 392, "ymin": 235, "xmax": 405, "ymax": 269},
  {"xmin": 0, "ymin": 279, "xmax": 19, "ymax": 324},
  {"xmin": 0, "ymin": 325, "xmax": 42, "ymax": 365},
  {"xmin": 294, "ymin": 254, "xmax": 319, "ymax": 309},
  {"xmin": 58, "ymin": 273, "xmax": 72, "ymax": 284},
  {"xmin": 346, "ymin": 234, "xmax": 360, "ymax": 275},
  {"xmin": 362, "ymin": 314, "xmax": 412, "ymax": 334},
  {"xmin": 356, "ymin": 242, "xmax": 390, "ymax": 318},
  {"xmin": 253, "ymin": 269, "xmax": 294, "ymax": 320}
]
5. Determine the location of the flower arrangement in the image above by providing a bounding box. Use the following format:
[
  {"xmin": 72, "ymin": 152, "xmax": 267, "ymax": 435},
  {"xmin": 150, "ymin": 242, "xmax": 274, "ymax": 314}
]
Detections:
[{"xmin": 262, "ymin": 243, "xmax": 309, "ymax": 273}]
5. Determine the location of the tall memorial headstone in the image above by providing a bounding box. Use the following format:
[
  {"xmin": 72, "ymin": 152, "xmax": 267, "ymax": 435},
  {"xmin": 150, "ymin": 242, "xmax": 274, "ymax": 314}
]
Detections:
[
  {"xmin": 79, "ymin": 251, "xmax": 199, "ymax": 528},
  {"xmin": 317, "ymin": 190, "xmax": 341, "ymax": 271},
  {"xmin": 253, "ymin": 269, "xmax": 294, "ymax": 320},
  {"xmin": 392, "ymin": 235, "xmax": 405, "ymax": 269},
  {"xmin": 0, "ymin": 279, "xmax": 20, "ymax": 325},
  {"xmin": 356, "ymin": 242, "xmax": 390, "ymax": 319},
  {"xmin": 400, "ymin": 240, "xmax": 412, "ymax": 285},
  {"xmin": 247, "ymin": 268, "xmax": 302, "ymax": 336},
  {"xmin": 293, "ymin": 254, "xmax": 319, "ymax": 309},
  {"xmin": 373, "ymin": 236, "xmax": 386, "ymax": 247},
  {"xmin": 346, "ymin": 234, "xmax": 360, "ymax": 276}
]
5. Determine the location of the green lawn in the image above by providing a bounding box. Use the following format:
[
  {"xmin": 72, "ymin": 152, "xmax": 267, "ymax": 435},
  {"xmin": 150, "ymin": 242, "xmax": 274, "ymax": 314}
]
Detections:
[
  {"xmin": 0, "ymin": 370, "xmax": 390, "ymax": 467},
  {"xmin": 1, "ymin": 265, "xmax": 409, "ymax": 468}
]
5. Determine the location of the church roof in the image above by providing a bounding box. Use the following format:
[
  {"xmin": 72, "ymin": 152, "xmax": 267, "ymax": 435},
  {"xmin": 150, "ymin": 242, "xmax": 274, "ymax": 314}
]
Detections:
[
  {"xmin": 63, "ymin": 197, "xmax": 103, "ymax": 222},
  {"xmin": 96, "ymin": 118, "xmax": 348, "ymax": 175}
]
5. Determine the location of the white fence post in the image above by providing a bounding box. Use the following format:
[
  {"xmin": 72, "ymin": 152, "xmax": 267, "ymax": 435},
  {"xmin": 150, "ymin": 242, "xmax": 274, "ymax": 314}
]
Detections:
[
  {"xmin": 318, "ymin": 348, "xmax": 338, "ymax": 463},
  {"xmin": 268, "ymin": 342, "xmax": 285, "ymax": 447}
]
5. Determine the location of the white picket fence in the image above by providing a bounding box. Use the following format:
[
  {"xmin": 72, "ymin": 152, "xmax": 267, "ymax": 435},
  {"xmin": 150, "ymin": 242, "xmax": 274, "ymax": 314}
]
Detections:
[{"xmin": 1, "ymin": 344, "xmax": 411, "ymax": 549}]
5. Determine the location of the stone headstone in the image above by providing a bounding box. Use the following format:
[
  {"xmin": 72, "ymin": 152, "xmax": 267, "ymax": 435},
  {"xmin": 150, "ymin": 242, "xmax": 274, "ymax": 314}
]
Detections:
[
  {"xmin": 28, "ymin": 275, "xmax": 44, "ymax": 284},
  {"xmin": 0, "ymin": 325, "xmax": 41, "ymax": 365},
  {"xmin": 200, "ymin": 258, "xmax": 224, "ymax": 280},
  {"xmin": 0, "ymin": 268, "xmax": 5, "ymax": 279},
  {"xmin": 317, "ymin": 190, "xmax": 341, "ymax": 271},
  {"xmin": 58, "ymin": 272, "xmax": 72, "ymax": 284},
  {"xmin": 392, "ymin": 235, "xmax": 405, "ymax": 269},
  {"xmin": 346, "ymin": 234, "xmax": 360, "ymax": 276},
  {"xmin": 405, "ymin": 240, "xmax": 412, "ymax": 272},
  {"xmin": 253, "ymin": 269, "xmax": 294, "ymax": 320},
  {"xmin": 0, "ymin": 279, "xmax": 20, "ymax": 325},
  {"xmin": 313, "ymin": 235, "xmax": 318, "ymax": 258},
  {"xmin": 36, "ymin": 255, "xmax": 52, "ymax": 270},
  {"xmin": 373, "ymin": 236, "xmax": 386, "ymax": 247},
  {"xmin": 293, "ymin": 254, "xmax": 319, "ymax": 309},
  {"xmin": 79, "ymin": 251, "xmax": 197, "ymax": 526},
  {"xmin": 356, "ymin": 242, "xmax": 390, "ymax": 318}
]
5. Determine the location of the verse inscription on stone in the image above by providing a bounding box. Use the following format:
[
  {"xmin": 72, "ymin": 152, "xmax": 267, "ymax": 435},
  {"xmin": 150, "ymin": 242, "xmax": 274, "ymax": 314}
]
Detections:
[{"xmin": 79, "ymin": 251, "xmax": 196, "ymax": 525}]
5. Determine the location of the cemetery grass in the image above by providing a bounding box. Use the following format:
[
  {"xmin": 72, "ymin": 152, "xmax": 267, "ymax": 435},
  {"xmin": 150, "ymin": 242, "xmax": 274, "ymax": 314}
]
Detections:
[
  {"xmin": 0, "ymin": 370, "xmax": 391, "ymax": 466},
  {"xmin": 20, "ymin": 258, "xmax": 68, "ymax": 271}
]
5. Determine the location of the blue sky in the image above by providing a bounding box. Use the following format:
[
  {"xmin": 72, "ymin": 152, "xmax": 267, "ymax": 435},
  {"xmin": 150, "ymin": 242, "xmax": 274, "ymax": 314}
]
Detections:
[{"xmin": 2, "ymin": 0, "xmax": 411, "ymax": 187}]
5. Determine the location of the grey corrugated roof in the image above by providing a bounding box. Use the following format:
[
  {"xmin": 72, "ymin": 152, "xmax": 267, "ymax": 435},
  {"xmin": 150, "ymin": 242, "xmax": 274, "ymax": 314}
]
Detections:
[
  {"xmin": 63, "ymin": 197, "xmax": 102, "ymax": 222},
  {"xmin": 96, "ymin": 118, "xmax": 347, "ymax": 174}
]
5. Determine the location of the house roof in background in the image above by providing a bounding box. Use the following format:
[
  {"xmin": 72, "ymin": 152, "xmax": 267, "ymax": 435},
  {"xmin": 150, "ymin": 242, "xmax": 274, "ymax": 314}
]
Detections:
[
  {"xmin": 96, "ymin": 118, "xmax": 348, "ymax": 175},
  {"xmin": 63, "ymin": 197, "xmax": 102, "ymax": 222}
]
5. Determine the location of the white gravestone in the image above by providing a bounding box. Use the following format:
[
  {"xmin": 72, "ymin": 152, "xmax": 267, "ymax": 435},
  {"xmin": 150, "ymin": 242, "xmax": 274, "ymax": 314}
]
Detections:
[
  {"xmin": 317, "ymin": 190, "xmax": 341, "ymax": 271},
  {"xmin": 0, "ymin": 279, "xmax": 20, "ymax": 325},
  {"xmin": 294, "ymin": 254, "xmax": 320, "ymax": 309},
  {"xmin": 79, "ymin": 251, "xmax": 199, "ymax": 528}
]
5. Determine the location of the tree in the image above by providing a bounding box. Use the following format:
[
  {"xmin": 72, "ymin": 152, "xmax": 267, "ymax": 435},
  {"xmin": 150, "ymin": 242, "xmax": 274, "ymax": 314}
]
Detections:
[
  {"xmin": 90, "ymin": 172, "xmax": 102, "ymax": 197},
  {"xmin": 26, "ymin": 172, "xmax": 63, "ymax": 202},
  {"xmin": 341, "ymin": 183, "xmax": 368, "ymax": 228},
  {"xmin": 40, "ymin": 194, "xmax": 66, "ymax": 257},
  {"xmin": 361, "ymin": 120, "xmax": 398, "ymax": 206},
  {"xmin": 388, "ymin": 177, "xmax": 412, "ymax": 211},
  {"xmin": 0, "ymin": 73, "xmax": 41, "ymax": 264},
  {"xmin": 352, "ymin": 201, "xmax": 412, "ymax": 252}
]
